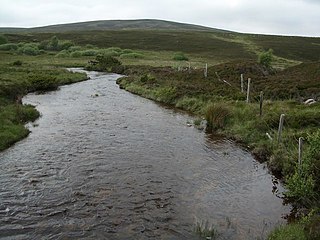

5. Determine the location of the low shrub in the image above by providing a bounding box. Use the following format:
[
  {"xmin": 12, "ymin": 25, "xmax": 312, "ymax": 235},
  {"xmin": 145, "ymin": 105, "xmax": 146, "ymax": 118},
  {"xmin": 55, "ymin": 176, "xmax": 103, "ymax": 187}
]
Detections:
[
  {"xmin": 120, "ymin": 52, "xmax": 144, "ymax": 59},
  {"xmin": 0, "ymin": 43, "xmax": 18, "ymax": 51},
  {"xmin": 173, "ymin": 52, "xmax": 189, "ymax": 61}
]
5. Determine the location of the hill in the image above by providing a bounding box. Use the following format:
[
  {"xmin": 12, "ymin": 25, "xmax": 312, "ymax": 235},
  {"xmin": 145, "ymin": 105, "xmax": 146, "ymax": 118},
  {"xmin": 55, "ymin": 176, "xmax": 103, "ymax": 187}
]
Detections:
[{"xmin": 0, "ymin": 19, "xmax": 229, "ymax": 33}]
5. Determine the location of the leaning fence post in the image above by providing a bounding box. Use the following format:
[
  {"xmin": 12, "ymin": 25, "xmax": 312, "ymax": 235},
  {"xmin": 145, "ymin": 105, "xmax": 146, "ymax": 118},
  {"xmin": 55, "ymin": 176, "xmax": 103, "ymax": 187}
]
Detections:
[
  {"xmin": 241, "ymin": 74, "xmax": 244, "ymax": 93},
  {"xmin": 277, "ymin": 114, "xmax": 285, "ymax": 144},
  {"xmin": 259, "ymin": 91, "xmax": 264, "ymax": 116},
  {"xmin": 246, "ymin": 78, "xmax": 251, "ymax": 103},
  {"xmin": 204, "ymin": 63, "xmax": 208, "ymax": 78}
]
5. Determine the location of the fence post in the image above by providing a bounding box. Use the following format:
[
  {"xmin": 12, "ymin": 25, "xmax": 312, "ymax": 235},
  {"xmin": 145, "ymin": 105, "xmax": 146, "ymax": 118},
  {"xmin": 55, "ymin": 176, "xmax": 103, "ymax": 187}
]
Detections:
[
  {"xmin": 188, "ymin": 62, "xmax": 191, "ymax": 73},
  {"xmin": 298, "ymin": 137, "xmax": 303, "ymax": 166},
  {"xmin": 259, "ymin": 91, "xmax": 264, "ymax": 116},
  {"xmin": 204, "ymin": 63, "xmax": 208, "ymax": 78},
  {"xmin": 277, "ymin": 114, "xmax": 285, "ymax": 144},
  {"xmin": 241, "ymin": 74, "xmax": 244, "ymax": 93},
  {"xmin": 246, "ymin": 78, "xmax": 251, "ymax": 103}
]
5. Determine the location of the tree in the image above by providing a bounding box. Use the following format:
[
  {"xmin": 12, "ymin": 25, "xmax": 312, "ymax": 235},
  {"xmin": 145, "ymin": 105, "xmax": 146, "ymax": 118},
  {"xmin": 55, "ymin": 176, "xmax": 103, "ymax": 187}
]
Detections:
[{"xmin": 258, "ymin": 49, "xmax": 274, "ymax": 68}]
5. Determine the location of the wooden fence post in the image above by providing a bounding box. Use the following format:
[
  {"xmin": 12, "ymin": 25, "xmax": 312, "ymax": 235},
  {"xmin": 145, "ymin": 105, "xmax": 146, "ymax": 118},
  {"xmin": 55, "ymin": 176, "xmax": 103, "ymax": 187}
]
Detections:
[
  {"xmin": 277, "ymin": 114, "xmax": 285, "ymax": 144},
  {"xmin": 241, "ymin": 74, "xmax": 244, "ymax": 93},
  {"xmin": 246, "ymin": 78, "xmax": 251, "ymax": 103},
  {"xmin": 298, "ymin": 137, "xmax": 303, "ymax": 166},
  {"xmin": 259, "ymin": 91, "xmax": 264, "ymax": 116},
  {"xmin": 204, "ymin": 63, "xmax": 208, "ymax": 78},
  {"xmin": 188, "ymin": 62, "xmax": 191, "ymax": 73}
]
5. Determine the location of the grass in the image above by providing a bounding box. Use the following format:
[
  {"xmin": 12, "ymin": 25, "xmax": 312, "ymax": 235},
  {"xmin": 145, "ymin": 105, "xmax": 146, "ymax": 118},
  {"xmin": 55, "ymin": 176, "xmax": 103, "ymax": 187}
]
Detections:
[{"xmin": 0, "ymin": 51, "xmax": 88, "ymax": 150}]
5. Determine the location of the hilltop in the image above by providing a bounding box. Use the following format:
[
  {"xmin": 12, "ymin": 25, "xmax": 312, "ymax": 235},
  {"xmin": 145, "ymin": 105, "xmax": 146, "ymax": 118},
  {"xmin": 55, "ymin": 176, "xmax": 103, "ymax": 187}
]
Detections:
[{"xmin": 0, "ymin": 19, "xmax": 229, "ymax": 33}]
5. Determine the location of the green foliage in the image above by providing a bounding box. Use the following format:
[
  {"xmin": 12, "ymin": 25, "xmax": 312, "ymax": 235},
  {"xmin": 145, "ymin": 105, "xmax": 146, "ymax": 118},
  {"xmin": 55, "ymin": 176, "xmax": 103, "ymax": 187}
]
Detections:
[
  {"xmin": 173, "ymin": 52, "xmax": 189, "ymax": 61},
  {"xmin": 0, "ymin": 43, "xmax": 18, "ymax": 51},
  {"xmin": 259, "ymin": 49, "xmax": 274, "ymax": 68},
  {"xmin": 120, "ymin": 52, "xmax": 144, "ymax": 59},
  {"xmin": 27, "ymin": 73, "xmax": 59, "ymax": 92},
  {"xmin": 18, "ymin": 44, "xmax": 40, "ymax": 56},
  {"xmin": 0, "ymin": 35, "xmax": 8, "ymax": 45},
  {"xmin": 0, "ymin": 104, "xmax": 40, "ymax": 151},
  {"xmin": 90, "ymin": 54, "xmax": 122, "ymax": 71},
  {"xmin": 285, "ymin": 130, "xmax": 320, "ymax": 204},
  {"xmin": 205, "ymin": 103, "xmax": 230, "ymax": 131},
  {"xmin": 48, "ymin": 36, "xmax": 59, "ymax": 50},
  {"xmin": 12, "ymin": 60, "xmax": 23, "ymax": 66},
  {"xmin": 153, "ymin": 86, "xmax": 177, "ymax": 104},
  {"xmin": 268, "ymin": 223, "xmax": 307, "ymax": 240}
]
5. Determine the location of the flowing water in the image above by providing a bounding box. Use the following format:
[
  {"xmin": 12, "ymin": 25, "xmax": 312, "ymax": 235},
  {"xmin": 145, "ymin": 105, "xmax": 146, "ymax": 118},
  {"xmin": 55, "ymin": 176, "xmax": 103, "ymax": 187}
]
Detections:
[{"xmin": 0, "ymin": 69, "xmax": 291, "ymax": 239}]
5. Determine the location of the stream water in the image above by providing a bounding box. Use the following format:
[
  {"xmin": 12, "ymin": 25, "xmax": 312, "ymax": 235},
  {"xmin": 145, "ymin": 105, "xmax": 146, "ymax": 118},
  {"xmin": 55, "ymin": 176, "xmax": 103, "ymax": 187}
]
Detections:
[{"xmin": 0, "ymin": 69, "xmax": 291, "ymax": 239}]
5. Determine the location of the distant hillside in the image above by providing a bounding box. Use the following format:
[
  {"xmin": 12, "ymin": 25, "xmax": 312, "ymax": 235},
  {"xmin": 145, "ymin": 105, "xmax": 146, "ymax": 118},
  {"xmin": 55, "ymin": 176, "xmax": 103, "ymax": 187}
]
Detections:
[
  {"xmin": 0, "ymin": 19, "xmax": 229, "ymax": 33},
  {"xmin": 1, "ymin": 19, "xmax": 320, "ymax": 64}
]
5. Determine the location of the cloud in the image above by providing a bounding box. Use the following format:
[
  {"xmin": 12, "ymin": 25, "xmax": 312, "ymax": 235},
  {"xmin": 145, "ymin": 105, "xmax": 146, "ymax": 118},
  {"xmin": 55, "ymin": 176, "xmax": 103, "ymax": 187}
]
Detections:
[{"xmin": 0, "ymin": 0, "xmax": 319, "ymax": 36}]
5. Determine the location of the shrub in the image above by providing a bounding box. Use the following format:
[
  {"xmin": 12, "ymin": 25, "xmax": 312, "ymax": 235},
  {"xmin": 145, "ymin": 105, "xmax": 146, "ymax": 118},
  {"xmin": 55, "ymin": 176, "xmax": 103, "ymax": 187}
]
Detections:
[
  {"xmin": 69, "ymin": 46, "xmax": 82, "ymax": 52},
  {"xmin": 19, "ymin": 46, "xmax": 40, "ymax": 55},
  {"xmin": 80, "ymin": 49, "xmax": 98, "ymax": 56},
  {"xmin": 259, "ymin": 49, "xmax": 274, "ymax": 68},
  {"xmin": 205, "ymin": 103, "xmax": 230, "ymax": 131},
  {"xmin": 0, "ymin": 35, "xmax": 8, "ymax": 45},
  {"xmin": 120, "ymin": 53, "xmax": 144, "ymax": 59},
  {"xmin": 0, "ymin": 43, "xmax": 18, "ymax": 51},
  {"xmin": 70, "ymin": 51, "xmax": 82, "ymax": 57},
  {"xmin": 173, "ymin": 52, "xmax": 189, "ymax": 61},
  {"xmin": 55, "ymin": 50, "xmax": 69, "ymax": 58},
  {"xmin": 285, "ymin": 130, "xmax": 320, "ymax": 204},
  {"xmin": 96, "ymin": 54, "xmax": 122, "ymax": 70},
  {"xmin": 27, "ymin": 74, "xmax": 59, "ymax": 92},
  {"xmin": 12, "ymin": 60, "xmax": 23, "ymax": 66},
  {"xmin": 58, "ymin": 40, "xmax": 74, "ymax": 50}
]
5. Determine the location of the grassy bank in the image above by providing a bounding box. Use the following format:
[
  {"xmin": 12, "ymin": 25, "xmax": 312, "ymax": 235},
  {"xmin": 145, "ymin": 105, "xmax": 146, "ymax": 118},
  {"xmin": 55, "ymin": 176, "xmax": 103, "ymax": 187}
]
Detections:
[
  {"xmin": 116, "ymin": 62, "xmax": 320, "ymax": 238},
  {"xmin": 0, "ymin": 51, "xmax": 88, "ymax": 151}
]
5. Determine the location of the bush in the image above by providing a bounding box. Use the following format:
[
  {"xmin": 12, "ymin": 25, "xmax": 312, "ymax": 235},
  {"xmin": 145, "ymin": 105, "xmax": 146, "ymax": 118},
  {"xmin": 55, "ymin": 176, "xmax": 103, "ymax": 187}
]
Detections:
[
  {"xmin": 259, "ymin": 49, "xmax": 274, "ymax": 68},
  {"xmin": 70, "ymin": 51, "xmax": 82, "ymax": 57},
  {"xmin": 95, "ymin": 54, "xmax": 122, "ymax": 70},
  {"xmin": 173, "ymin": 52, "xmax": 189, "ymax": 61},
  {"xmin": 285, "ymin": 130, "xmax": 320, "ymax": 204},
  {"xmin": 12, "ymin": 60, "xmax": 23, "ymax": 66},
  {"xmin": 55, "ymin": 50, "xmax": 69, "ymax": 58},
  {"xmin": 0, "ymin": 43, "xmax": 18, "ymax": 51},
  {"xmin": 58, "ymin": 40, "xmax": 74, "ymax": 50},
  {"xmin": 120, "ymin": 53, "xmax": 144, "ymax": 59},
  {"xmin": 27, "ymin": 74, "xmax": 59, "ymax": 92},
  {"xmin": 0, "ymin": 35, "xmax": 8, "ymax": 45}
]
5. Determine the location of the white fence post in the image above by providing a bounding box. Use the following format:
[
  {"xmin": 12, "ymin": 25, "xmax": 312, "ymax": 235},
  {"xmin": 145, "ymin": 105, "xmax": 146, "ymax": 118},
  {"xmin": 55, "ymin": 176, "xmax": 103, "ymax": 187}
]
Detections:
[
  {"xmin": 204, "ymin": 63, "xmax": 208, "ymax": 78},
  {"xmin": 241, "ymin": 74, "xmax": 244, "ymax": 93},
  {"xmin": 277, "ymin": 114, "xmax": 285, "ymax": 144},
  {"xmin": 246, "ymin": 78, "xmax": 251, "ymax": 103}
]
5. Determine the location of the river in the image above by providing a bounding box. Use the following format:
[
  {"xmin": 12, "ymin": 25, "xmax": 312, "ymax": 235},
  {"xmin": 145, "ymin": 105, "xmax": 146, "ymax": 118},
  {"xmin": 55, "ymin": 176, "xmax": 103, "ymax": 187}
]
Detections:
[{"xmin": 0, "ymin": 69, "xmax": 291, "ymax": 239}]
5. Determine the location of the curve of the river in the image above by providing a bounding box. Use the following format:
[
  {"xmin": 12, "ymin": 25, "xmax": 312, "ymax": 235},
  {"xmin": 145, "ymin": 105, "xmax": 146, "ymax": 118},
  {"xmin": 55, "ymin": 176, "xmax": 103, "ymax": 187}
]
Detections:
[{"xmin": 0, "ymin": 69, "xmax": 291, "ymax": 239}]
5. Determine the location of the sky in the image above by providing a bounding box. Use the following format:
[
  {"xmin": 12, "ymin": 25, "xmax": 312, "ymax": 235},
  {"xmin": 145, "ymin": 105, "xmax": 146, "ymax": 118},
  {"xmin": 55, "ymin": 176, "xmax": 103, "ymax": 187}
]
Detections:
[{"xmin": 0, "ymin": 0, "xmax": 319, "ymax": 37}]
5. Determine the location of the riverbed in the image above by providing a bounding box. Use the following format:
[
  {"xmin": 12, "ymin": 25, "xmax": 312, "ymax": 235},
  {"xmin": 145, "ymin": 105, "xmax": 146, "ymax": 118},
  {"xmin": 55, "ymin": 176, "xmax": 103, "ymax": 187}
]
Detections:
[{"xmin": 0, "ymin": 69, "xmax": 291, "ymax": 239}]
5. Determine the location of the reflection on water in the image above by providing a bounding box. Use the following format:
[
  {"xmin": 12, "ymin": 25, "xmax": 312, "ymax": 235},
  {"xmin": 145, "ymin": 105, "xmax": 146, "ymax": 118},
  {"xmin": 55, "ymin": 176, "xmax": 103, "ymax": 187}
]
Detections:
[{"xmin": 0, "ymin": 69, "xmax": 291, "ymax": 239}]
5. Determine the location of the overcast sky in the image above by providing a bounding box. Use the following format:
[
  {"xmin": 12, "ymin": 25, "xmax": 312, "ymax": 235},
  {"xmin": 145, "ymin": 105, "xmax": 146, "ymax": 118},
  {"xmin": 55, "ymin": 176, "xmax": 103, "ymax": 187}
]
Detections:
[{"xmin": 1, "ymin": 0, "xmax": 319, "ymax": 37}]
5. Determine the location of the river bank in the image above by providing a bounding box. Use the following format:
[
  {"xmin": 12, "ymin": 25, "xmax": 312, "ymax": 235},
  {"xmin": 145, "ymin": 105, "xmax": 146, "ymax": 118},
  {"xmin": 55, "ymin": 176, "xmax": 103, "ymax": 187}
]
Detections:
[
  {"xmin": 116, "ymin": 62, "xmax": 320, "ymax": 238},
  {"xmin": 0, "ymin": 54, "xmax": 88, "ymax": 151},
  {"xmin": 0, "ymin": 69, "xmax": 291, "ymax": 239}
]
